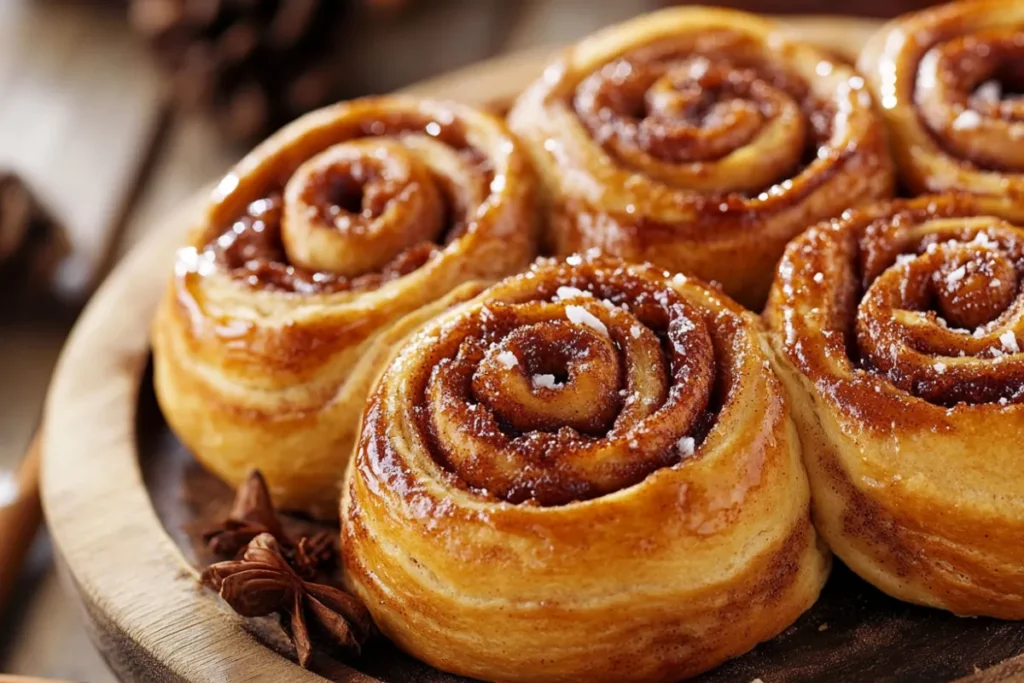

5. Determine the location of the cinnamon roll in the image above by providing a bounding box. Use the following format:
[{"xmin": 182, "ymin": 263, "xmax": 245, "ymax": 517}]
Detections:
[
  {"xmin": 152, "ymin": 96, "xmax": 536, "ymax": 517},
  {"xmin": 765, "ymin": 195, "xmax": 1024, "ymax": 618},
  {"xmin": 508, "ymin": 7, "xmax": 894, "ymax": 309},
  {"xmin": 859, "ymin": 0, "xmax": 1024, "ymax": 215},
  {"xmin": 342, "ymin": 255, "xmax": 829, "ymax": 682}
]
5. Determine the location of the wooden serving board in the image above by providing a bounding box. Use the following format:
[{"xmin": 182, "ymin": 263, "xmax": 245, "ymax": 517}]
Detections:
[{"xmin": 39, "ymin": 15, "xmax": 1024, "ymax": 683}]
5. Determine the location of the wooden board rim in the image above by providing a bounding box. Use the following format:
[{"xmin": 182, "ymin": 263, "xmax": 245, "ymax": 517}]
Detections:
[{"xmin": 35, "ymin": 15, "xmax": 947, "ymax": 683}]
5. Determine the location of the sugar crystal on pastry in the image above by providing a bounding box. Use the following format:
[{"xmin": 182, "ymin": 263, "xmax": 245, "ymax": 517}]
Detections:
[{"xmin": 860, "ymin": 0, "xmax": 1024, "ymax": 217}]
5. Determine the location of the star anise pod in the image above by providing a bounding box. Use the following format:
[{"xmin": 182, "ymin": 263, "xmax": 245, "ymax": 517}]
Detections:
[
  {"xmin": 202, "ymin": 533, "xmax": 372, "ymax": 668},
  {"xmin": 294, "ymin": 530, "xmax": 337, "ymax": 576},
  {"xmin": 203, "ymin": 470, "xmax": 287, "ymax": 556},
  {"xmin": 202, "ymin": 470, "xmax": 335, "ymax": 579}
]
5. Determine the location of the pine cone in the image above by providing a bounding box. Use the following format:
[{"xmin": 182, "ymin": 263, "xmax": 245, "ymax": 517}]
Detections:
[
  {"xmin": 130, "ymin": 0, "xmax": 354, "ymax": 145},
  {"xmin": 0, "ymin": 173, "xmax": 72, "ymax": 310}
]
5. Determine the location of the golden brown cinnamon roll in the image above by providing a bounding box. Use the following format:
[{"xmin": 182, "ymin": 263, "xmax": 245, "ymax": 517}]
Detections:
[
  {"xmin": 860, "ymin": 0, "xmax": 1024, "ymax": 215},
  {"xmin": 342, "ymin": 255, "xmax": 828, "ymax": 682},
  {"xmin": 508, "ymin": 7, "xmax": 894, "ymax": 309},
  {"xmin": 152, "ymin": 96, "xmax": 536, "ymax": 517},
  {"xmin": 765, "ymin": 195, "xmax": 1024, "ymax": 618}
]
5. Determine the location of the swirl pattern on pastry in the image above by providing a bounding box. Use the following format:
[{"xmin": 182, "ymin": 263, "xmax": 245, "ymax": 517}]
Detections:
[
  {"xmin": 765, "ymin": 195, "xmax": 1024, "ymax": 617},
  {"xmin": 152, "ymin": 96, "xmax": 536, "ymax": 517},
  {"xmin": 859, "ymin": 0, "xmax": 1024, "ymax": 215},
  {"xmin": 508, "ymin": 7, "xmax": 894, "ymax": 308},
  {"xmin": 342, "ymin": 255, "xmax": 828, "ymax": 683}
]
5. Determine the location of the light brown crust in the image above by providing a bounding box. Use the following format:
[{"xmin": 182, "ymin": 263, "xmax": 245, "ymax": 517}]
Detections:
[
  {"xmin": 508, "ymin": 7, "xmax": 894, "ymax": 309},
  {"xmin": 342, "ymin": 255, "xmax": 829, "ymax": 683},
  {"xmin": 151, "ymin": 95, "xmax": 537, "ymax": 517},
  {"xmin": 765, "ymin": 194, "xmax": 1024, "ymax": 618},
  {"xmin": 859, "ymin": 0, "xmax": 1024, "ymax": 218}
]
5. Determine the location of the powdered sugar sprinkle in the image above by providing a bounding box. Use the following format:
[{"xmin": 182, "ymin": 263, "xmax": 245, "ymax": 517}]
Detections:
[
  {"xmin": 557, "ymin": 286, "xmax": 591, "ymax": 300},
  {"xmin": 952, "ymin": 110, "xmax": 983, "ymax": 130},
  {"xmin": 496, "ymin": 350, "xmax": 519, "ymax": 369},
  {"xmin": 1001, "ymin": 330, "xmax": 1019, "ymax": 354},
  {"xmin": 532, "ymin": 374, "xmax": 561, "ymax": 390},
  {"xmin": 676, "ymin": 436, "xmax": 696, "ymax": 457},
  {"xmin": 566, "ymin": 305, "xmax": 609, "ymax": 336}
]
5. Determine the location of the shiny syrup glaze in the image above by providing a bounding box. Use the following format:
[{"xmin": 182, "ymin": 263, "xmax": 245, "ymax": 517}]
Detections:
[
  {"xmin": 204, "ymin": 116, "xmax": 493, "ymax": 294},
  {"xmin": 510, "ymin": 14, "xmax": 893, "ymax": 309},
  {"xmin": 772, "ymin": 195, "xmax": 1024, "ymax": 410},
  {"xmin": 572, "ymin": 34, "xmax": 832, "ymax": 197},
  {"xmin": 914, "ymin": 27, "xmax": 1024, "ymax": 172},
  {"xmin": 386, "ymin": 258, "xmax": 744, "ymax": 506},
  {"xmin": 859, "ymin": 0, "xmax": 1024, "ymax": 204}
]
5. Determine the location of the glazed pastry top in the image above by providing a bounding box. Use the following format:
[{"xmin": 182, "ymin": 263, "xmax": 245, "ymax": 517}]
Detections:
[
  {"xmin": 859, "ymin": 0, "xmax": 1024, "ymax": 206},
  {"xmin": 509, "ymin": 7, "xmax": 893, "ymax": 307},
  {"xmin": 767, "ymin": 195, "xmax": 1024, "ymax": 413}
]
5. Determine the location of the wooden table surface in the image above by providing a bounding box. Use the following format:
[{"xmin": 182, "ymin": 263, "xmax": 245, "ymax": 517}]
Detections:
[{"xmin": 0, "ymin": 1, "xmax": 670, "ymax": 679}]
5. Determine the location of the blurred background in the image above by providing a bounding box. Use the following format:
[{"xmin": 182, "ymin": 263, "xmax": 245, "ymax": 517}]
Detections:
[{"xmin": 0, "ymin": 0, "xmax": 937, "ymax": 680}]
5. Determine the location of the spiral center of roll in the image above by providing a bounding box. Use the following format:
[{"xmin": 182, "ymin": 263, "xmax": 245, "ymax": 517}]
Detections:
[
  {"xmin": 639, "ymin": 62, "xmax": 771, "ymax": 162},
  {"xmin": 852, "ymin": 213, "xmax": 1024, "ymax": 405},
  {"xmin": 916, "ymin": 30, "xmax": 1024, "ymax": 171},
  {"xmin": 572, "ymin": 47, "xmax": 808, "ymax": 194},
  {"xmin": 418, "ymin": 261, "xmax": 719, "ymax": 505},
  {"xmin": 281, "ymin": 139, "xmax": 445, "ymax": 277},
  {"xmin": 473, "ymin": 321, "xmax": 621, "ymax": 434},
  {"xmin": 931, "ymin": 242, "xmax": 1018, "ymax": 329}
]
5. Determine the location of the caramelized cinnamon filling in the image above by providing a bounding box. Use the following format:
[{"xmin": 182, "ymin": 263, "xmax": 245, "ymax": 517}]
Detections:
[
  {"xmin": 404, "ymin": 260, "xmax": 735, "ymax": 506},
  {"xmin": 914, "ymin": 28, "xmax": 1024, "ymax": 172},
  {"xmin": 202, "ymin": 116, "xmax": 494, "ymax": 294},
  {"xmin": 851, "ymin": 208, "xmax": 1024, "ymax": 405},
  {"xmin": 571, "ymin": 34, "xmax": 830, "ymax": 197}
]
